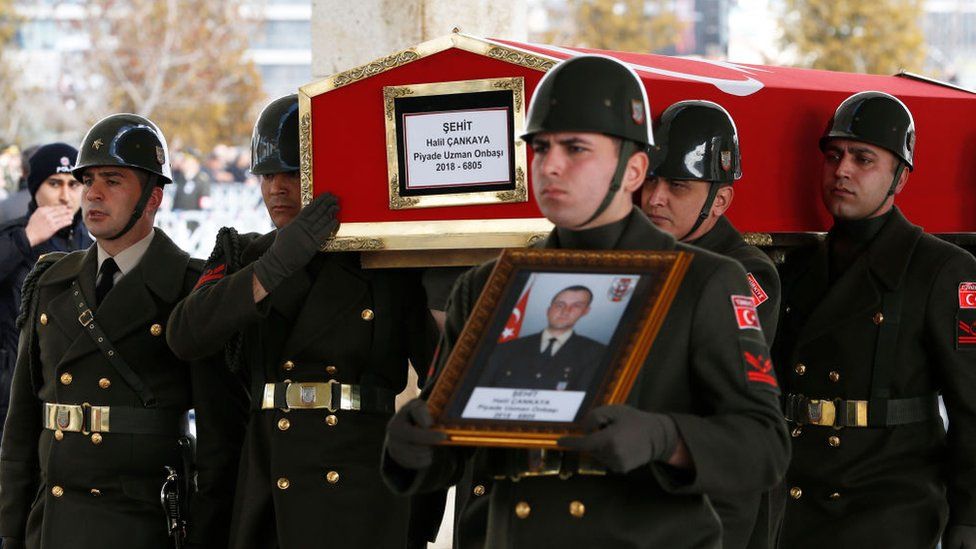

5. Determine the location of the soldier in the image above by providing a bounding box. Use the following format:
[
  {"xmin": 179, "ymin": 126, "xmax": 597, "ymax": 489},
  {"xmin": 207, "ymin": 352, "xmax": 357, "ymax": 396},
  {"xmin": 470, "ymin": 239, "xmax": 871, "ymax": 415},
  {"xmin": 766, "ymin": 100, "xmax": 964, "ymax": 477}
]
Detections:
[
  {"xmin": 640, "ymin": 100, "xmax": 782, "ymax": 549},
  {"xmin": 382, "ymin": 55, "xmax": 789, "ymax": 548},
  {"xmin": 0, "ymin": 114, "xmax": 247, "ymax": 549},
  {"xmin": 642, "ymin": 100, "xmax": 780, "ymax": 341},
  {"xmin": 165, "ymin": 94, "xmax": 439, "ymax": 549},
  {"xmin": 772, "ymin": 91, "xmax": 976, "ymax": 548},
  {"xmin": 0, "ymin": 144, "xmax": 93, "ymax": 438}
]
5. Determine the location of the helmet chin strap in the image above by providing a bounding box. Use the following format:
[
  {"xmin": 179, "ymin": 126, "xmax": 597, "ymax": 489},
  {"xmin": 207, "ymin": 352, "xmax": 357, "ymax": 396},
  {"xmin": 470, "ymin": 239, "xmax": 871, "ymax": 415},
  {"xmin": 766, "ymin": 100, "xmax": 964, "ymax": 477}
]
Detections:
[
  {"xmin": 106, "ymin": 173, "xmax": 158, "ymax": 241},
  {"xmin": 679, "ymin": 182, "xmax": 720, "ymax": 242},
  {"xmin": 576, "ymin": 140, "xmax": 638, "ymax": 229},
  {"xmin": 858, "ymin": 162, "xmax": 905, "ymax": 221}
]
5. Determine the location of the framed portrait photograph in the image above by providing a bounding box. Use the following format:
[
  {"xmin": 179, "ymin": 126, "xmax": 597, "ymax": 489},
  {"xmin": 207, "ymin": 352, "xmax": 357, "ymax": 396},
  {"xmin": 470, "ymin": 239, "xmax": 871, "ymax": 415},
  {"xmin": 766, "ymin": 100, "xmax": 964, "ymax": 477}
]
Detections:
[{"xmin": 426, "ymin": 248, "xmax": 692, "ymax": 448}]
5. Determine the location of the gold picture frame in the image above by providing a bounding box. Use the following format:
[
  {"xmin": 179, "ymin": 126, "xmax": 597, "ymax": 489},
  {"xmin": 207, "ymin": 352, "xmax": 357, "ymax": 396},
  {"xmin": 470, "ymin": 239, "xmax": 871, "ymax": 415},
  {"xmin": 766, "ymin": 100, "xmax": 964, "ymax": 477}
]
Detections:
[
  {"xmin": 382, "ymin": 77, "xmax": 529, "ymax": 210},
  {"xmin": 426, "ymin": 248, "xmax": 692, "ymax": 449}
]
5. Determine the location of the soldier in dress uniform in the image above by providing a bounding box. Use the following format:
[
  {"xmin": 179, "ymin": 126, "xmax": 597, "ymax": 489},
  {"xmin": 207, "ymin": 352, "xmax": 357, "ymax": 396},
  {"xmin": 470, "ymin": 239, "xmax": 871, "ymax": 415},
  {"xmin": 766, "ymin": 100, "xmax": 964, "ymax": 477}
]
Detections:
[
  {"xmin": 641, "ymin": 100, "xmax": 779, "ymax": 341},
  {"xmin": 772, "ymin": 91, "xmax": 976, "ymax": 549},
  {"xmin": 165, "ymin": 94, "xmax": 439, "ymax": 549},
  {"xmin": 0, "ymin": 114, "xmax": 247, "ymax": 549},
  {"xmin": 382, "ymin": 55, "xmax": 789, "ymax": 549},
  {"xmin": 640, "ymin": 100, "xmax": 782, "ymax": 549}
]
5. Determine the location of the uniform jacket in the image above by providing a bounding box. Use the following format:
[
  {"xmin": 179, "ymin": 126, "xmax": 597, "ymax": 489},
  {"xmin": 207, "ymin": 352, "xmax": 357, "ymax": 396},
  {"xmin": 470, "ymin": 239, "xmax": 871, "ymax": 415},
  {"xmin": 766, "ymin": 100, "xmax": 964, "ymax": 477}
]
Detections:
[
  {"xmin": 0, "ymin": 229, "xmax": 247, "ymax": 549},
  {"xmin": 385, "ymin": 208, "xmax": 790, "ymax": 549},
  {"xmin": 0, "ymin": 213, "xmax": 92, "ymax": 438},
  {"xmin": 480, "ymin": 331, "xmax": 606, "ymax": 391},
  {"xmin": 690, "ymin": 214, "xmax": 782, "ymax": 549},
  {"xmin": 166, "ymin": 229, "xmax": 439, "ymax": 549},
  {"xmin": 772, "ymin": 208, "xmax": 976, "ymax": 548}
]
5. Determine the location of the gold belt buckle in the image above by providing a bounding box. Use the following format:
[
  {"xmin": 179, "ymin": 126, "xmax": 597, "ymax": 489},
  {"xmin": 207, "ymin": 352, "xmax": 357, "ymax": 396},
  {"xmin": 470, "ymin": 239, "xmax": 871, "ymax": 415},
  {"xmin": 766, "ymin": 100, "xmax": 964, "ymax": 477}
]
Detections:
[
  {"xmin": 807, "ymin": 399, "xmax": 836, "ymax": 427},
  {"xmin": 284, "ymin": 380, "xmax": 338, "ymax": 412},
  {"xmin": 78, "ymin": 309, "xmax": 94, "ymax": 327},
  {"xmin": 840, "ymin": 399, "xmax": 868, "ymax": 427}
]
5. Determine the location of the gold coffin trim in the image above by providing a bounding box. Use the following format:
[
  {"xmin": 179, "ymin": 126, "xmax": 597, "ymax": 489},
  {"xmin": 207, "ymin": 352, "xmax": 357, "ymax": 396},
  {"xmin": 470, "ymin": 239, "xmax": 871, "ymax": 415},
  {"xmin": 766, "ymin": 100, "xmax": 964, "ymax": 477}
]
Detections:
[{"xmin": 321, "ymin": 217, "xmax": 553, "ymax": 252}]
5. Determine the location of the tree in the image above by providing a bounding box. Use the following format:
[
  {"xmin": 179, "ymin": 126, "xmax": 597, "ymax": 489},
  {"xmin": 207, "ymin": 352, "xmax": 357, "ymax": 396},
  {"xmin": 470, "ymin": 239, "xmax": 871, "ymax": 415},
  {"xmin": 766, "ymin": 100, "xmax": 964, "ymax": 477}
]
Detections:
[
  {"xmin": 71, "ymin": 0, "xmax": 265, "ymax": 151},
  {"xmin": 0, "ymin": 0, "xmax": 22, "ymax": 144},
  {"xmin": 536, "ymin": 0, "xmax": 684, "ymax": 54},
  {"xmin": 780, "ymin": 0, "xmax": 925, "ymax": 75}
]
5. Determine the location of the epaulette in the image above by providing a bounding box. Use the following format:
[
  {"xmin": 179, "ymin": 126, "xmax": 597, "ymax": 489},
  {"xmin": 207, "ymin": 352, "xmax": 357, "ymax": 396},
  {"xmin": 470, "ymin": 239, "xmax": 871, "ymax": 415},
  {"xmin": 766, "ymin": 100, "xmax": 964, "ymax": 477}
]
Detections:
[{"xmin": 16, "ymin": 252, "xmax": 68, "ymax": 329}]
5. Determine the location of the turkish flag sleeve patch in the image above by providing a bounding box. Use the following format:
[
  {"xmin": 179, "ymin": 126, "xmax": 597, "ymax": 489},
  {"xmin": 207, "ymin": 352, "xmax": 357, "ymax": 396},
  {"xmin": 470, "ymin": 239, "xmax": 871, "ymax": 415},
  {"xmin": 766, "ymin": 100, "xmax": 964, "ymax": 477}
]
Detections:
[
  {"xmin": 740, "ymin": 339, "xmax": 779, "ymax": 391},
  {"xmin": 957, "ymin": 309, "xmax": 976, "ymax": 350},
  {"xmin": 193, "ymin": 263, "xmax": 226, "ymax": 290},
  {"xmin": 747, "ymin": 273, "xmax": 768, "ymax": 306},
  {"xmin": 959, "ymin": 282, "xmax": 976, "ymax": 309},
  {"xmin": 731, "ymin": 295, "xmax": 762, "ymax": 331}
]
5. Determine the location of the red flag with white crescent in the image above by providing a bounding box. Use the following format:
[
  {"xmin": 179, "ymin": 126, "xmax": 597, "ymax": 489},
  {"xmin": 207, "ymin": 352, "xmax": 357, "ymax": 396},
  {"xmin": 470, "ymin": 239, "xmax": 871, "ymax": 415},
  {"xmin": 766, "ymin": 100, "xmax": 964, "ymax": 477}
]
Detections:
[{"xmin": 498, "ymin": 279, "xmax": 533, "ymax": 343}]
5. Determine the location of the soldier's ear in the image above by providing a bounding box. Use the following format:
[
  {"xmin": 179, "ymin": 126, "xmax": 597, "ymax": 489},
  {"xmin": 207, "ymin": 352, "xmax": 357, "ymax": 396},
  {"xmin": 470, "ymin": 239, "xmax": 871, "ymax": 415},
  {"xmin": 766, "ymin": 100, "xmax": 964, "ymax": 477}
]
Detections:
[
  {"xmin": 145, "ymin": 186, "xmax": 164, "ymax": 212},
  {"xmin": 622, "ymin": 150, "xmax": 649, "ymax": 193},
  {"xmin": 711, "ymin": 185, "xmax": 734, "ymax": 217},
  {"xmin": 893, "ymin": 165, "xmax": 910, "ymax": 195}
]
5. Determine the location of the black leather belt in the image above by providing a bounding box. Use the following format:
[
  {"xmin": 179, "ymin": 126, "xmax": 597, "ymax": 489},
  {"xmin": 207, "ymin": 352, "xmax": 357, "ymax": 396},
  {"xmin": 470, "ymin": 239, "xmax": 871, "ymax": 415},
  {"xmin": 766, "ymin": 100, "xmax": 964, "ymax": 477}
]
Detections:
[
  {"xmin": 260, "ymin": 381, "xmax": 395, "ymax": 414},
  {"xmin": 492, "ymin": 449, "xmax": 608, "ymax": 481},
  {"xmin": 43, "ymin": 402, "xmax": 188, "ymax": 435},
  {"xmin": 784, "ymin": 393, "xmax": 939, "ymax": 428}
]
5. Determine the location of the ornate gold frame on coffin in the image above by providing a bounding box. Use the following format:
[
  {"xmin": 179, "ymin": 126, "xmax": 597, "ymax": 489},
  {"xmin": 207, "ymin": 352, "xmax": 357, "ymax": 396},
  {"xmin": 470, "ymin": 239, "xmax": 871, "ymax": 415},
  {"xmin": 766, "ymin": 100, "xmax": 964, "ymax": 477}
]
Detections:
[
  {"xmin": 297, "ymin": 32, "xmax": 560, "ymax": 260},
  {"xmin": 382, "ymin": 77, "xmax": 528, "ymax": 210},
  {"xmin": 425, "ymin": 248, "xmax": 692, "ymax": 449}
]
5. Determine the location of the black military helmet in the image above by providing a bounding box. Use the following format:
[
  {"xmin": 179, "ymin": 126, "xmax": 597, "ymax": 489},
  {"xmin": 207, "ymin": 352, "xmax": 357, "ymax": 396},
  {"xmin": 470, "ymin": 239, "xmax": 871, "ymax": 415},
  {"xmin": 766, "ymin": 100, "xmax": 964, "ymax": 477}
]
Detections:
[
  {"xmin": 652, "ymin": 100, "xmax": 741, "ymax": 183},
  {"xmin": 522, "ymin": 55, "xmax": 652, "ymax": 147},
  {"xmin": 72, "ymin": 113, "xmax": 172, "ymax": 184},
  {"xmin": 251, "ymin": 94, "xmax": 300, "ymax": 175},
  {"xmin": 820, "ymin": 91, "xmax": 915, "ymax": 170}
]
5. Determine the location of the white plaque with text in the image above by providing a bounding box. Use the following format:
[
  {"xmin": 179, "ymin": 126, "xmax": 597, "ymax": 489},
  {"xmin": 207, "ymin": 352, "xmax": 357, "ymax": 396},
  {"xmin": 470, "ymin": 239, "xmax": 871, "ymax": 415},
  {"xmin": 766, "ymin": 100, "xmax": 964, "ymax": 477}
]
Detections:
[
  {"xmin": 402, "ymin": 107, "xmax": 511, "ymax": 189},
  {"xmin": 461, "ymin": 387, "xmax": 586, "ymax": 423}
]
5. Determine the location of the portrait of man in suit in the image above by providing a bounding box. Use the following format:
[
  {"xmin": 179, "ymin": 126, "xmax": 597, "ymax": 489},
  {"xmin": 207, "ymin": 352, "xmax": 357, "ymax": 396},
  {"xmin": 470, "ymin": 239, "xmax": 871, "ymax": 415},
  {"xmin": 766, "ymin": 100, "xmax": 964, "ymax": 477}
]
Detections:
[{"xmin": 479, "ymin": 285, "xmax": 607, "ymax": 391}]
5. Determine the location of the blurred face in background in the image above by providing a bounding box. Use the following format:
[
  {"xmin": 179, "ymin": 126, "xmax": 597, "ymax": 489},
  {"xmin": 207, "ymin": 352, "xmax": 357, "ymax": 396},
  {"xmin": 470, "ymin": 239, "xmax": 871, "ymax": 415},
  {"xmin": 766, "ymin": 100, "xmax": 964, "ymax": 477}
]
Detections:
[{"xmin": 35, "ymin": 173, "xmax": 83, "ymax": 213}]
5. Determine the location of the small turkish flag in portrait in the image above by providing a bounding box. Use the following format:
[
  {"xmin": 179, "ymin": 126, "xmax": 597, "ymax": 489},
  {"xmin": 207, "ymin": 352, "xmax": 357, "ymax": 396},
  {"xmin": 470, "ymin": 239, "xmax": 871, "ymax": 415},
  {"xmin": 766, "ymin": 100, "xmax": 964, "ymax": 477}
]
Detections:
[
  {"xmin": 732, "ymin": 295, "xmax": 761, "ymax": 331},
  {"xmin": 498, "ymin": 280, "xmax": 533, "ymax": 343}
]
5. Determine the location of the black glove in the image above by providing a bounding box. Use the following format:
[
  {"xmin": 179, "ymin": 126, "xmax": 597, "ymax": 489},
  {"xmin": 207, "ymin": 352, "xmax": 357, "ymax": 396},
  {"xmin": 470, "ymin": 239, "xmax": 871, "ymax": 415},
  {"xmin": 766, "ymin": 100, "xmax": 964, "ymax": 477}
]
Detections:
[
  {"xmin": 385, "ymin": 399, "xmax": 446, "ymax": 470},
  {"xmin": 945, "ymin": 524, "xmax": 976, "ymax": 549},
  {"xmin": 557, "ymin": 405, "xmax": 678, "ymax": 474},
  {"xmin": 253, "ymin": 192, "xmax": 339, "ymax": 293}
]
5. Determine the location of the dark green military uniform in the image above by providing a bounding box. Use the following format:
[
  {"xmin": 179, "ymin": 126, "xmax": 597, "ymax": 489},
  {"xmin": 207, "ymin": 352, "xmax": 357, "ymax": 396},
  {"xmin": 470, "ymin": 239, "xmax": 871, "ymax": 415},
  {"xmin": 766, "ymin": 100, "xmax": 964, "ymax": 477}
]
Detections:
[
  {"xmin": 773, "ymin": 207, "xmax": 976, "ymax": 547},
  {"xmin": 689, "ymin": 214, "xmax": 782, "ymax": 549},
  {"xmin": 385, "ymin": 208, "xmax": 790, "ymax": 548},
  {"xmin": 0, "ymin": 230, "xmax": 247, "ymax": 549},
  {"xmin": 166, "ymin": 229, "xmax": 438, "ymax": 549}
]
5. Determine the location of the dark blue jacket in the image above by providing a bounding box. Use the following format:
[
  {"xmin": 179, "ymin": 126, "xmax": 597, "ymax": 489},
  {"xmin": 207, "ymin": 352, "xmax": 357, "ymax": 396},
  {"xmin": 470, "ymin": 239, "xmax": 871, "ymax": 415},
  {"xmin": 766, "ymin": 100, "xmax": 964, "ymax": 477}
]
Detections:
[{"xmin": 0, "ymin": 210, "xmax": 92, "ymax": 435}]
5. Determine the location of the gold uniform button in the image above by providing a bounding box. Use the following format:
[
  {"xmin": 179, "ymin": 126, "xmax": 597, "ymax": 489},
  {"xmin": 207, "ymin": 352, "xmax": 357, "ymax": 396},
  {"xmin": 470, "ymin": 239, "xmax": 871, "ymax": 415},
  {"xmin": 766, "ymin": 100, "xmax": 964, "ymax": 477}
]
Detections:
[
  {"xmin": 473, "ymin": 485, "xmax": 486, "ymax": 497},
  {"xmin": 276, "ymin": 478, "xmax": 290, "ymax": 490},
  {"xmin": 791, "ymin": 427, "xmax": 803, "ymax": 438},
  {"xmin": 326, "ymin": 471, "xmax": 340, "ymax": 484},
  {"xmin": 569, "ymin": 500, "xmax": 585, "ymax": 519},
  {"xmin": 51, "ymin": 486, "xmax": 64, "ymax": 498},
  {"xmin": 361, "ymin": 309, "xmax": 374, "ymax": 321},
  {"xmin": 794, "ymin": 364, "xmax": 806, "ymax": 375},
  {"xmin": 277, "ymin": 418, "xmax": 291, "ymax": 431},
  {"xmin": 873, "ymin": 312, "xmax": 885, "ymax": 325},
  {"xmin": 150, "ymin": 323, "xmax": 163, "ymax": 337},
  {"xmin": 282, "ymin": 360, "xmax": 295, "ymax": 371},
  {"xmin": 515, "ymin": 501, "xmax": 531, "ymax": 519},
  {"xmin": 39, "ymin": 313, "xmax": 48, "ymax": 326},
  {"xmin": 790, "ymin": 487, "xmax": 802, "ymax": 500},
  {"xmin": 828, "ymin": 435, "xmax": 841, "ymax": 447},
  {"xmin": 60, "ymin": 373, "xmax": 73, "ymax": 385},
  {"xmin": 91, "ymin": 433, "xmax": 102, "ymax": 445},
  {"xmin": 325, "ymin": 415, "xmax": 338, "ymax": 427},
  {"xmin": 829, "ymin": 492, "xmax": 841, "ymax": 500},
  {"xmin": 54, "ymin": 430, "xmax": 64, "ymax": 441},
  {"xmin": 98, "ymin": 378, "xmax": 111, "ymax": 389},
  {"xmin": 326, "ymin": 365, "xmax": 337, "ymax": 376},
  {"xmin": 828, "ymin": 371, "xmax": 840, "ymax": 383},
  {"xmin": 90, "ymin": 489, "xmax": 101, "ymax": 497}
]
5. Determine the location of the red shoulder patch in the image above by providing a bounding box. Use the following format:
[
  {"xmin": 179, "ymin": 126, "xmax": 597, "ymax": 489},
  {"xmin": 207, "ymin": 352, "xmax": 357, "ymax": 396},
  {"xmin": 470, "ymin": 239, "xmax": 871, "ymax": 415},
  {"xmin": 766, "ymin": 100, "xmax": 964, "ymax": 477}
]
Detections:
[
  {"xmin": 732, "ymin": 295, "xmax": 761, "ymax": 331},
  {"xmin": 958, "ymin": 310, "xmax": 976, "ymax": 350},
  {"xmin": 747, "ymin": 273, "xmax": 768, "ymax": 306},
  {"xmin": 744, "ymin": 350, "xmax": 778, "ymax": 388},
  {"xmin": 959, "ymin": 282, "xmax": 976, "ymax": 309},
  {"xmin": 193, "ymin": 263, "xmax": 226, "ymax": 290}
]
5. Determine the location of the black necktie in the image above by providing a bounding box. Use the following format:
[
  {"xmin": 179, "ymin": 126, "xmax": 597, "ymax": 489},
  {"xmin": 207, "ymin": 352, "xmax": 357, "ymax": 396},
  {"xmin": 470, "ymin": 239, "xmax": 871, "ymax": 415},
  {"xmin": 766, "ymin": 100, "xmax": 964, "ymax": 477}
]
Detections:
[
  {"xmin": 95, "ymin": 258, "xmax": 119, "ymax": 306},
  {"xmin": 542, "ymin": 337, "xmax": 557, "ymax": 357}
]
